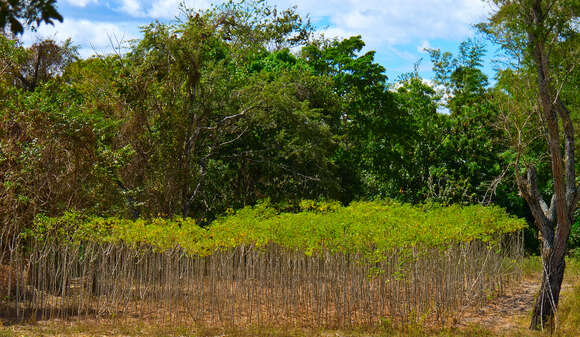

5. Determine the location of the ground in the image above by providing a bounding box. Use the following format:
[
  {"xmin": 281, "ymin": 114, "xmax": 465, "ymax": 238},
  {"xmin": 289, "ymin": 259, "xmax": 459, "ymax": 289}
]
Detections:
[
  {"xmin": 1, "ymin": 257, "xmax": 579, "ymax": 337},
  {"xmin": 457, "ymin": 277, "xmax": 538, "ymax": 332}
]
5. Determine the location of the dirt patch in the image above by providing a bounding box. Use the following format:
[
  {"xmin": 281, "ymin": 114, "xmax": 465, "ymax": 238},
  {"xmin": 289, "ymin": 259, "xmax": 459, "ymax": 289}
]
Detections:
[{"xmin": 456, "ymin": 277, "xmax": 539, "ymax": 332}]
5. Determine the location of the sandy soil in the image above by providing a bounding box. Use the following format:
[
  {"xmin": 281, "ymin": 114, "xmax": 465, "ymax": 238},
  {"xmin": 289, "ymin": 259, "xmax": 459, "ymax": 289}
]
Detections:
[{"xmin": 457, "ymin": 277, "xmax": 538, "ymax": 331}]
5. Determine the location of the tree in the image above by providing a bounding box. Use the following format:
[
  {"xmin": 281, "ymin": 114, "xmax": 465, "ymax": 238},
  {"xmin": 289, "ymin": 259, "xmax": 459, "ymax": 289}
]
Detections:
[
  {"xmin": 111, "ymin": 3, "xmax": 329, "ymax": 221},
  {"xmin": 118, "ymin": 15, "xmax": 258, "ymax": 219},
  {"xmin": 222, "ymin": 49, "xmax": 339, "ymax": 207},
  {"xmin": 426, "ymin": 40, "xmax": 504, "ymax": 204},
  {"xmin": 302, "ymin": 36, "xmax": 410, "ymax": 202},
  {"xmin": 0, "ymin": 37, "xmax": 77, "ymax": 91},
  {"xmin": 481, "ymin": 0, "xmax": 579, "ymax": 329},
  {"xmin": 388, "ymin": 41, "xmax": 508, "ymax": 206},
  {"xmin": 391, "ymin": 74, "xmax": 446, "ymax": 202},
  {"xmin": 0, "ymin": 0, "xmax": 62, "ymax": 35},
  {"xmin": 0, "ymin": 37, "xmax": 127, "ymax": 257}
]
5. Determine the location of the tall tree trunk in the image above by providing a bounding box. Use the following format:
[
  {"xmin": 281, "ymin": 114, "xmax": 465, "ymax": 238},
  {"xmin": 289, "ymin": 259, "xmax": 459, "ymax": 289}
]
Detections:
[
  {"xmin": 523, "ymin": 0, "xmax": 576, "ymax": 329},
  {"xmin": 530, "ymin": 243, "xmax": 567, "ymax": 330},
  {"xmin": 483, "ymin": 0, "xmax": 578, "ymax": 328}
]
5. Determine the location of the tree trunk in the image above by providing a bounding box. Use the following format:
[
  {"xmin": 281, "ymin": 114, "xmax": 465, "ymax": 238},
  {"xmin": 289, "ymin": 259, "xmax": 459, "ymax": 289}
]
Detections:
[
  {"xmin": 524, "ymin": 0, "xmax": 576, "ymax": 330},
  {"xmin": 530, "ymin": 247, "xmax": 566, "ymax": 330},
  {"xmin": 483, "ymin": 0, "xmax": 578, "ymax": 330}
]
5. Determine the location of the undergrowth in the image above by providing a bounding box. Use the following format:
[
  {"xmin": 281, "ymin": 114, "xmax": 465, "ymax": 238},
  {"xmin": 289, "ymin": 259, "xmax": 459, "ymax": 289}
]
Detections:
[{"xmin": 26, "ymin": 199, "xmax": 526, "ymax": 259}]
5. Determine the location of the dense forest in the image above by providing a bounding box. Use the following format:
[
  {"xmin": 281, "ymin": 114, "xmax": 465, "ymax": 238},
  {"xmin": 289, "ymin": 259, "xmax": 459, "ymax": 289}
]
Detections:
[{"xmin": 0, "ymin": 0, "xmax": 578, "ymax": 334}]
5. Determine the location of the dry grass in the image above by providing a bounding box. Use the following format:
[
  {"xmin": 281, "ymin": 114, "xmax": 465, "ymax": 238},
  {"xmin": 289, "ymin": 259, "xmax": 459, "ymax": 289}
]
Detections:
[
  {"xmin": 552, "ymin": 258, "xmax": 580, "ymax": 336},
  {"xmin": 0, "ymin": 319, "xmax": 501, "ymax": 337},
  {"xmin": 0, "ymin": 319, "xmax": 563, "ymax": 337}
]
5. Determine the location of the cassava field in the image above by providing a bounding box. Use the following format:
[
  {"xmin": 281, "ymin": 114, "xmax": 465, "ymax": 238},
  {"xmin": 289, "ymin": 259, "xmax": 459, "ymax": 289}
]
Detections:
[{"xmin": 3, "ymin": 200, "xmax": 564, "ymax": 336}]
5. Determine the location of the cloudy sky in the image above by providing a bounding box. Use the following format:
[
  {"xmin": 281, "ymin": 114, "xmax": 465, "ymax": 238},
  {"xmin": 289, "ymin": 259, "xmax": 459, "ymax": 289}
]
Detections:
[{"xmin": 22, "ymin": 0, "xmax": 498, "ymax": 81}]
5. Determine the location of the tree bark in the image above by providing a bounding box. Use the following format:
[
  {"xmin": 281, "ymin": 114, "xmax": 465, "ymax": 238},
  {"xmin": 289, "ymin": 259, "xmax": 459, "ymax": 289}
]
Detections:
[
  {"xmin": 525, "ymin": 0, "xmax": 576, "ymax": 329},
  {"xmin": 530, "ymin": 239, "xmax": 567, "ymax": 330}
]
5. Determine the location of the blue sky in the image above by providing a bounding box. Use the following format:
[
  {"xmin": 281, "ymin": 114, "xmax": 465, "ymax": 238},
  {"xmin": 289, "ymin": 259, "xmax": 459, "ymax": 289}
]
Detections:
[{"xmin": 22, "ymin": 0, "xmax": 500, "ymax": 83}]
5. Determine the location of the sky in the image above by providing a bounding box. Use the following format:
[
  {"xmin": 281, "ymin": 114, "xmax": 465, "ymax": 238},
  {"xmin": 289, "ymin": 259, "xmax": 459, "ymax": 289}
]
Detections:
[{"xmin": 21, "ymin": 0, "xmax": 500, "ymax": 82}]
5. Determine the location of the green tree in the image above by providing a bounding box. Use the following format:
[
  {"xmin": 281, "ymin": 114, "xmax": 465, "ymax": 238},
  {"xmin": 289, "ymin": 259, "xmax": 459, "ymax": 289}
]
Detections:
[
  {"xmin": 390, "ymin": 41, "xmax": 507, "ymax": 205},
  {"xmin": 218, "ymin": 49, "xmax": 339, "ymax": 207},
  {"xmin": 111, "ymin": 3, "xmax": 330, "ymax": 221},
  {"xmin": 0, "ymin": 37, "xmax": 126, "ymax": 250},
  {"xmin": 302, "ymin": 36, "xmax": 410, "ymax": 202},
  {"xmin": 390, "ymin": 74, "xmax": 445, "ymax": 202},
  {"xmin": 430, "ymin": 41, "xmax": 503, "ymax": 204},
  {"xmin": 0, "ymin": 37, "xmax": 77, "ymax": 91}
]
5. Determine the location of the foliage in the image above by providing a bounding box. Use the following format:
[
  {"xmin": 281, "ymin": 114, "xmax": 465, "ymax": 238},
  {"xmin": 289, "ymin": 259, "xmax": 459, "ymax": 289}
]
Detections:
[
  {"xmin": 0, "ymin": 1, "xmax": 551, "ymax": 263},
  {"xmin": 570, "ymin": 210, "xmax": 580, "ymax": 257},
  {"xmin": 1, "ymin": 1, "xmax": 537, "ymax": 236},
  {"xmin": 0, "ymin": 0, "xmax": 62, "ymax": 35},
  {"xmin": 387, "ymin": 75, "xmax": 446, "ymax": 202},
  {"xmin": 16, "ymin": 200, "xmax": 525, "ymax": 326},
  {"xmin": 302, "ymin": 36, "xmax": 410, "ymax": 202},
  {"xmin": 104, "ymin": 5, "xmax": 337, "ymax": 221},
  {"xmin": 0, "ymin": 0, "xmax": 554, "ymax": 329},
  {"xmin": 382, "ymin": 41, "xmax": 514, "ymax": 209},
  {"xmin": 0, "ymin": 53, "xmax": 126, "ymax": 244},
  {"xmin": 28, "ymin": 200, "xmax": 526, "ymax": 259},
  {"xmin": 0, "ymin": 37, "xmax": 78, "ymax": 91},
  {"xmin": 0, "ymin": 3, "xmax": 340, "ymax": 234}
]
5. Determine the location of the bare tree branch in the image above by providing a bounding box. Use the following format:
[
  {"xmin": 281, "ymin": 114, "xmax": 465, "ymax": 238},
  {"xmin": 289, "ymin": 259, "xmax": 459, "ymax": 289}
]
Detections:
[
  {"xmin": 526, "ymin": 166, "xmax": 551, "ymax": 226},
  {"xmin": 547, "ymin": 193, "xmax": 557, "ymax": 223},
  {"xmin": 555, "ymin": 99, "xmax": 576, "ymax": 212},
  {"xmin": 482, "ymin": 162, "xmax": 511, "ymax": 205}
]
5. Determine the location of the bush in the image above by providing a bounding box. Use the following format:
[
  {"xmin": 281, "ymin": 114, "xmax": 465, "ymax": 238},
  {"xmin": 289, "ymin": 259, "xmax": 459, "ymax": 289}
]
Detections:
[{"xmin": 27, "ymin": 200, "xmax": 526, "ymax": 260}]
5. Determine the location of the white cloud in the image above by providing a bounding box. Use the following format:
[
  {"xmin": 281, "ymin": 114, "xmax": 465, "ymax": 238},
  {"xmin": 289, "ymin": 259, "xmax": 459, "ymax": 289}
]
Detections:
[
  {"xmin": 102, "ymin": 0, "xmax": 490, "ymax": 46},
  {"xmin": 64, "ymin": 0, "xmax": 98, "ymax": 7},
  {"xmin": 113, "ymin": 0, "xmax": 212, "ymax": 19},
  {"xmin": 22, "ymin": 19, "xmax": 139, "ymax": 58},
  {"xmin": 388, "ymin": 46, "xmax": 418, "ymax": 62},
  {"xmin": 274, "ymin": 0, "xmax": 493, "ymax": 79},
  {"xmin": 118, "ymin": 0, "xmax": 146, "ymax": 17},
  {"xmin": 280, "ymin": 0, "xmax": 491, "ymax": 49},
  {"xmin": 417, "ymin": 40, "xmax": 431, "ymax": 53},
  {"xmin": 147, "ymin": 0, "xmax": 211, "ymax": 19}
]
